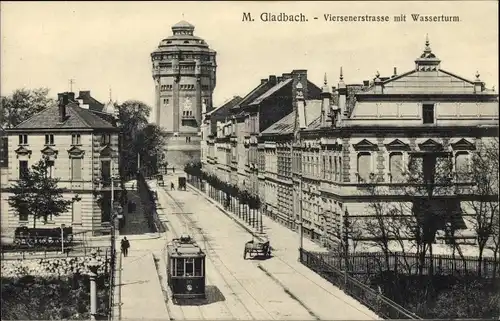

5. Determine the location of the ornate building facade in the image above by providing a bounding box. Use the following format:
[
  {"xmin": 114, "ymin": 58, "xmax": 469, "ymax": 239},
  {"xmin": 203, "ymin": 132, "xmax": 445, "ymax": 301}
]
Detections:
[
  {"xmin": 200, "ymin": 37, "xmax": 499, "ymax": 254},
  {"xmin": 151, "ymin": 20, "xmax": 217, "ymax": 169}
]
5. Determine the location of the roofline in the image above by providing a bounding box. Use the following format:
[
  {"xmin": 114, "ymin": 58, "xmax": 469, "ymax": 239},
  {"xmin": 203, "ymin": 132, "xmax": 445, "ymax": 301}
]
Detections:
[
  {"xmin": 247, "ymin": 79, "xmax": 293, "ymax": 106},
  {"xmin": 233, "ymin": 82, "xmax": 270, "ymax": 109},
  {"xmin": 5, "ymin": 127, "xmax": 118, "ymax": 133},
  {"xmin": 380, "ymin": 69, "xmax": 416, "ymax": 84},
  {"xmin": 438, "ymin": 69, "xmax": 476, "ymax": 85},
  {"xmin": 206, "ymin": 96, "xmax": 242, "ymax": 116}
]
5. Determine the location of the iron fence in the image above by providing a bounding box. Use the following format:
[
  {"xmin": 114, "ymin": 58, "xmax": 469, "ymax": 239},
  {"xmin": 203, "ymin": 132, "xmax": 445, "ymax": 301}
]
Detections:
[
  {"xmin": 300, "ymin": 249, "xmax": 422, "ymax": 319},
  {"xmin": 312, "ymin": 250, "xmax": 500, "ymax": 278},
  {"xmin": 1, "ymin": 245, "xmax": 111, "ymax": 260}
]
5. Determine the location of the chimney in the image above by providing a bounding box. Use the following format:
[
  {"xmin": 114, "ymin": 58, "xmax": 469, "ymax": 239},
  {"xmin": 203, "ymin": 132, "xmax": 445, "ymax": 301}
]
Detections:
[
  {"xmin": 67, "ymin": 92, "xmax": 75, "ymax": 102},
  {"xmin": 282, "ymin": 73, "xmax": 292, "ymax": 80},
  {"xmin": 374, "ymin": 71, "xmax": 383, "ymax": 94},
  {"xmin": 363, "ymin": 80, "xmax": 370, "ymax": 86},
  {"xmin": 78, "ymin": 90, "xmax": 90, "ymax": 100},
  {"xmin": 393, "ymin": 67, "xmax": 397, "ymax": 77},
  {"xmin": 268, "ymin": 75, "xmax": 277, "ymax": 85},
  {"xmin": 58, "ymin": 93, "xmax": 68, "ymax": 122},
  {"xmin": 277, "ymin": 76, "xmax": 283, "ymax": 83},
  {"xmin": 260, "ymin": 79, "xmax": 267, "ymax": 85}
]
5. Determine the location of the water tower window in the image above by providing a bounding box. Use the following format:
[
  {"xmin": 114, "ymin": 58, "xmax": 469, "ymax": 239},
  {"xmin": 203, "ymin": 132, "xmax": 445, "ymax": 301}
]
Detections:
[{"xmin": 422, "ymin": 104, "xmax": 435, "ymax": 124}]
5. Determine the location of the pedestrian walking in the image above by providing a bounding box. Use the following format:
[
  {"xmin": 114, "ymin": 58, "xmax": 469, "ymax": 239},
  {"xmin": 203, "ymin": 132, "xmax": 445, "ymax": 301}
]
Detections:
[
  {"xmin": 171, "ymin": 182, "xmax": 175, "ymax": 190},
  {"xmin": 121, "ymin": 237, "xmax": 130, "ymax": 257}
]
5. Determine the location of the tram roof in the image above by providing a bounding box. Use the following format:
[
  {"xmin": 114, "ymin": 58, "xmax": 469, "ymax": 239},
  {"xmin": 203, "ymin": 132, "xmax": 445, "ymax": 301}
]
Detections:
[{"xmin": 167, "ymin": 236, "xmax": 206, "ymax": 257}]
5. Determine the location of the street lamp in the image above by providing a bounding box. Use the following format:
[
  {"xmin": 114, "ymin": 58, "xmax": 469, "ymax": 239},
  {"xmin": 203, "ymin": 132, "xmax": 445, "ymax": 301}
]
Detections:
[
  {"xmin": 87, "ymin": 250, "xmax": 100, "ymax": 321},
  {"xmin": 60, "ymin": 224, "xmax": 66, "ymax": 254}
]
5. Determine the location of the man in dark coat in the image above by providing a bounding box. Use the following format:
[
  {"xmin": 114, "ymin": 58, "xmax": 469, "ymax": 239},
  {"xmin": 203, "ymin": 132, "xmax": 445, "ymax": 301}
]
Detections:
[{"xmin": 121, "ymin": 237, "xmax": 130, "ymax": 257}]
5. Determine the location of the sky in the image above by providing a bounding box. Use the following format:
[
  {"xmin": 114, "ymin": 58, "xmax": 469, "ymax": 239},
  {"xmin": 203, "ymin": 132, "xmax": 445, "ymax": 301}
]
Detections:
[{"xmin": 1, "ymin": 1, "xmax": 498, "ymax": 122}]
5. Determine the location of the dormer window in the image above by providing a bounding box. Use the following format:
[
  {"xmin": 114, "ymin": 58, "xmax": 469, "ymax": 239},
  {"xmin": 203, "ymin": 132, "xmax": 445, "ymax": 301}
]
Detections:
[
  {"xmin": 101, "ymin": 134, "xmax": 111, "ymax": 145},
  {"xmin": 45, "ymin": 134, "xmax": 54, "ymax": 145},
  {"xmin": 18, "ymin": 134, "xmax": 28, "ymax": 145},
  {"xmin": 422, "ymin": 103, "xmax": 435, "ymax": 124}
]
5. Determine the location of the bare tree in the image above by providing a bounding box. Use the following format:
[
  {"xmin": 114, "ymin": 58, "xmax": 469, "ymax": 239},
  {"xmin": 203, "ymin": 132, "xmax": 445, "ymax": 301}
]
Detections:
[
  {"xmin": 461, "ymin": 137, "xmax": 499, "ymax": 276},
  {"xmin": 360, "ymin": 181, "xmax": 415, "ymax": 275},
  {"xmin": 401, "ymin": 151, "xmax": 456, "ymax": 276}
]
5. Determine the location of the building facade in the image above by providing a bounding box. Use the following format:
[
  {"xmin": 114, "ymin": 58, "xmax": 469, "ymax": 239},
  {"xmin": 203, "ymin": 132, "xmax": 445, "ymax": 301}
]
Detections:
[
  {"xmin": 299, "ymin": 38, "xmax": 499, "ymax": 251},
  {"xmin": 199, "ymin": 38, "xmax": 499, "ymax": 253},
  {"xmin": 151, "ymin": 20, "xmax": 217, "ymax": 170},
  {"xmin": 2, "ymin": 92, "xmax": 121, "ymax": 234}
]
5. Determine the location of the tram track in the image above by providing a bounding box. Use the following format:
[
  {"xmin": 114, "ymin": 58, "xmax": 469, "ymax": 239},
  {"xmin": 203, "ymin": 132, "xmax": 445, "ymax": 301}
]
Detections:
[
  {"xmin": 187, "ymin": 186, "xmax": 377, "ymax": 320},
  {"xmin": 156, "ymin": 189, "xmax": 236, "ymax": 320},
  {"xmin": 160, "ymin": 188, "xmax": 274, "ymax": 320}
]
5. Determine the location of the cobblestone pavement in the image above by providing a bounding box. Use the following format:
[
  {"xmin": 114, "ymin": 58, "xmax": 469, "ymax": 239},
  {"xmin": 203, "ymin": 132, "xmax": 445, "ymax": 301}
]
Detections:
[{"xmin": 150, "ymin": 176, "xmax": 380, "ymax": 320}]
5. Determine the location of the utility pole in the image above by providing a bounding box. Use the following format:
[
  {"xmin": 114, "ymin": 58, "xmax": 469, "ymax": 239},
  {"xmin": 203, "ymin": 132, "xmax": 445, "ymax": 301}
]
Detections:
[{"xmin": 69, "ymin": 79, "xmax": 75, "ymax": 92}]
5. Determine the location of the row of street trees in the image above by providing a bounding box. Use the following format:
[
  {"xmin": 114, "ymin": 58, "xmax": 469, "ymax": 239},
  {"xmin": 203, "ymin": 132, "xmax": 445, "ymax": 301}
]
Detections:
[{"xmin": 184, "ymin": 161, "xmax": 263, "ymax": 232}]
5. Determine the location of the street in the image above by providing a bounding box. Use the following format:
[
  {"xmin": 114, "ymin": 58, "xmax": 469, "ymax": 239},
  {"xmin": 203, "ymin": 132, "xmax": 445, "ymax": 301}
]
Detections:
[{"xmin": 145, "ymin": 175, "xmax": 379, "ymax": 320}]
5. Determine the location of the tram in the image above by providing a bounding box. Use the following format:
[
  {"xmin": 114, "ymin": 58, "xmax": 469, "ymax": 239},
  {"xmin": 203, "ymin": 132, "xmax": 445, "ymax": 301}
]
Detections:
[{"xmin": 166, "ymin": 234, "xmax": 206, "ymax": 300}]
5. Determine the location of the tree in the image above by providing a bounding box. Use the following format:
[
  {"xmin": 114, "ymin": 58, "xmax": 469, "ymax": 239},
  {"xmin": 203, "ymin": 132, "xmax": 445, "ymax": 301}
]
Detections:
[
  {"xmin": 360, "ymin": 145, "xmax": 459, "ymax": 277},
  {"xmin": 399, "ymin": 151, "xmax": 456, "ymax": 276},
  {"xmin": 136, "ymin": 124, "xmax": 168, "ymax": 175},
  {"xmin": 116, "ymin": 100, "xmax": 151, "ymax": 178},
  {"xmin": 461, "ymin": 137, "xmax": 499, "ymax": 276},
  {"xmin": 8, "ymin": 157, "xmax": 73, "ymax": 228},
  {"xmin": 1, "ymin": 88, "xmax": 57, "ymax": 128}
]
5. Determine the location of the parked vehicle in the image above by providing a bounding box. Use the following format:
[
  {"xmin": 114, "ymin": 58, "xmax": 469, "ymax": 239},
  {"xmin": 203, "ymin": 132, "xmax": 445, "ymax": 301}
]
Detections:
[{"xmin": 243, "ymin": 239, "xmax": 271, "ymax": 259}]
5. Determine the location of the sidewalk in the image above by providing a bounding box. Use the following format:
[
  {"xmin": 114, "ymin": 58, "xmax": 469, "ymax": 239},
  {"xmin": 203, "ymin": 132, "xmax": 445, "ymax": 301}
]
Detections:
[
  {"xmin": 185, "ymin": 183, "xmax": 380, "ymax": 320},
  {"xmin": 118, "ymin": 247, "xmax": 169, "ymax": 320}
]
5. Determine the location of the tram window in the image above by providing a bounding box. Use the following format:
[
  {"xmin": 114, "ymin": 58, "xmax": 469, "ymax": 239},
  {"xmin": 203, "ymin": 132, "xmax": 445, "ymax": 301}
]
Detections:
[
  {"xmin": 185, "ymin": 258, "xmax": 194, "ymax": 276},
  {"xmin": 195, "ymin": 259, "xmax": 203, "ymax": 276},
  {"xmin": 176, "ymin": 258, "xmax": 185, "ymax": 276}
]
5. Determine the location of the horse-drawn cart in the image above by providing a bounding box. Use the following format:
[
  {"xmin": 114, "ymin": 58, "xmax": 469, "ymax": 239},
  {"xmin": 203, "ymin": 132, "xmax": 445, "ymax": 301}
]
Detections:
[{"xmin": 243, "ymin": 239, "xmax": 271, "ymax": 259}]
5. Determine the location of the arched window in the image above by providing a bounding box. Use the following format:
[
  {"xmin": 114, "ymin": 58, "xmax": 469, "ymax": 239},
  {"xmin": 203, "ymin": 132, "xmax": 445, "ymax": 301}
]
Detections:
[
  {"xmin": 357, "ymin": 152, "xmax": 371, "ymax": 183},
  {"xmin": 389, "ymin": 152, "xmax": 404, "ymax": 183}
]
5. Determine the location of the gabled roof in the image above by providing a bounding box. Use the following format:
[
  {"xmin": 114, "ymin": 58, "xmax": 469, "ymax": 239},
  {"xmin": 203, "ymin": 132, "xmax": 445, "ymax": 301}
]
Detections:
[
  {"xmin": 261, "ymin": 100, "xmax": 322, "ymax": 136},
  {"xmin": 359, "ymin": 68, "xmax": 482, "ymax": 95},
  {"xmin": 206, "ymin": 96, "xmax": 243, "ymax": 118},
  {"xmin": 12, "ymin": 102, "xmax": 116, "ymax": 130},
  {"xmin": 232, "ymin": 81, "xmax": 272, "ymax": 111},
  {"xmin": 249, "ymin": 79, "xmax": 293, "ymax": 106}
]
